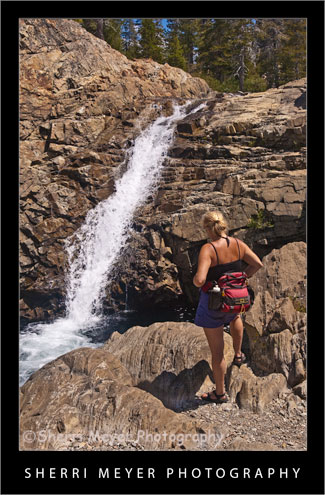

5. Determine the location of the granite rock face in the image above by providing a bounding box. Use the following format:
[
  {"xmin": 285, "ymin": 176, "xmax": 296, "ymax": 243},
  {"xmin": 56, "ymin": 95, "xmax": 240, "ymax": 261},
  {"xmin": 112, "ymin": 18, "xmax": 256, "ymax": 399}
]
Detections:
[
  {"xmin": 244, "ymin": 242, "xmax": 306, "ymax": 388},
  {"xmin": 125, "ymin": 80, "xmax": 306, "ymax": 310}
]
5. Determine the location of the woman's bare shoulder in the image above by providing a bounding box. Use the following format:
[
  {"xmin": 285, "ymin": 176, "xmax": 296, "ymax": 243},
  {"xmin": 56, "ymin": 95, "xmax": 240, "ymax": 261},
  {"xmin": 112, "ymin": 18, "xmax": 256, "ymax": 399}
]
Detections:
[
  {"xmin": 232, "ymin": 237, "xmax": 248, "ymax": 251},
  {"xmin": 200, "ymin": 242, "xmax": 213, "ymax": 252}
]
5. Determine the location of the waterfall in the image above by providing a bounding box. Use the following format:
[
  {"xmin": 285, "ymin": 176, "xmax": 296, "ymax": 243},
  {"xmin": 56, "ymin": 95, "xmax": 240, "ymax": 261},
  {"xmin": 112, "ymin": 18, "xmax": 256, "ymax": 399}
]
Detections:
[
  {"xmin": 19, "ymin": 101, "xmax": 207, "ymax": 386},
  {"xmin": 64, "ymin": 104, "xmax": 187, "ymax": 326}
]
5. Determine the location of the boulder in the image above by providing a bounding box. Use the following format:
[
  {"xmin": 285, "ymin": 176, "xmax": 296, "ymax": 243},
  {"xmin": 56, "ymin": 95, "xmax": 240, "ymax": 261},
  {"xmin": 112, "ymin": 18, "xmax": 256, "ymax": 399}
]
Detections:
[
  {"xmin": 227, "ymin": 364, "xmax": 287, "ymax": 413},
  {"xmin": 242, "ymin": 242, "xmax": 306, "ymax": 388},
  {"xmin": 293, "ymin": 380, "xmax": 307, "ymax": 400},
  {"xmin": 247, "ymin": 329, "xmax": 306, "ymax": 388},
  {"xmin": 245, "ymin": 242, "xmax": 306, "ymax": 338},
  {"xmin": 103, "ymin": 321, "xmax": 235, "ymax": 410}
]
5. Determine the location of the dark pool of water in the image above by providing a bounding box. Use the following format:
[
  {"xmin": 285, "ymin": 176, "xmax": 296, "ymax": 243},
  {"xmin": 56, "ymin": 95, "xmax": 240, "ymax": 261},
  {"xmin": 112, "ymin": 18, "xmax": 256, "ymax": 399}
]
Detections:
[{"xmin": 82, "ymin": 306, "xmax": 197, "ymax": 343}]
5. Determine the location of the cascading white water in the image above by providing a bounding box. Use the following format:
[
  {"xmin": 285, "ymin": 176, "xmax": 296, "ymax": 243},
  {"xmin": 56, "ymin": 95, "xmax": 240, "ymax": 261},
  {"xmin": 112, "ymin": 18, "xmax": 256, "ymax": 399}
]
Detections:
[{"xmin": 19, "ymin": 101, "xmax": 207, "ymax": 386}]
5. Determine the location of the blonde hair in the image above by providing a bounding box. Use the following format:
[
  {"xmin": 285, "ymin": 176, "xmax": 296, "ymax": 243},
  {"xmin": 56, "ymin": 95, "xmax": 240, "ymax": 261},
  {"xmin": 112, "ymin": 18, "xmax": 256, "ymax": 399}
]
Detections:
[{"xmin": 202, "ymin": 211, "xmax": 228, "ymax": 237}]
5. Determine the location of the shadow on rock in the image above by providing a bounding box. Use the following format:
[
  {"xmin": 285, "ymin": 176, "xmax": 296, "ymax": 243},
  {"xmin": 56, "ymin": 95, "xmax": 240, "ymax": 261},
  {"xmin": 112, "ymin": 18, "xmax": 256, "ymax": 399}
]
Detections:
[{"xmin": 136, "ymin": 359, "xmax": 213, "ymax": 411}]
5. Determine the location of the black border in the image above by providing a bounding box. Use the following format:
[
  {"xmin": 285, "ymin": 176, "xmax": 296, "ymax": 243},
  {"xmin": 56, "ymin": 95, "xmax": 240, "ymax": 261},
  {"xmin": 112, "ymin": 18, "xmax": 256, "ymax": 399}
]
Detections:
[{"xmin": 1, "ymin": 1, "xmax": 324, "ymax": 494}]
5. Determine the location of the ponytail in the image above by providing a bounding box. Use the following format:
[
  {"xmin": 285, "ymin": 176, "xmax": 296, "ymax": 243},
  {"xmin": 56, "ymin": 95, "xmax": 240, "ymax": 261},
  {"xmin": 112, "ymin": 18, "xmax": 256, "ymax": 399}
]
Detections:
[{"xmin": 202, "ymin": 211, "xmax": 228, "ymax": 236}]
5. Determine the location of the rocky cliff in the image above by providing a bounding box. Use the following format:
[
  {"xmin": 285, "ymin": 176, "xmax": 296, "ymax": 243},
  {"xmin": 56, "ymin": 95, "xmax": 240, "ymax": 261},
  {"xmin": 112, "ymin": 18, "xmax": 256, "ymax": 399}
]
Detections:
[{"xmin": 19, "ymin": 18, "xmax": 211, "ymax": 321}]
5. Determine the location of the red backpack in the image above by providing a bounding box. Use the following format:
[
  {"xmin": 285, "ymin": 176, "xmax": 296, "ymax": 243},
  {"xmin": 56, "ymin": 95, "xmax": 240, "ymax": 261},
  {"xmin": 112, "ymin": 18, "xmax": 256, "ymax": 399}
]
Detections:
[
  {"xmin": 201, "ymin": 238, "xmax": 252, "ymax": 314},
  {"xmin": 217, "ymin": 271, "xmax": 251, "ymax": 313}
]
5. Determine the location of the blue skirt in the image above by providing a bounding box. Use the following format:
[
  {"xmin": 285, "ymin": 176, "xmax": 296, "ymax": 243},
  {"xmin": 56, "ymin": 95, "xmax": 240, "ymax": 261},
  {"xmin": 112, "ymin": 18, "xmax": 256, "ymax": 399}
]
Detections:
[{"xmin": 194, "ymin": 289, "xmax": 237, "ymax": 329}]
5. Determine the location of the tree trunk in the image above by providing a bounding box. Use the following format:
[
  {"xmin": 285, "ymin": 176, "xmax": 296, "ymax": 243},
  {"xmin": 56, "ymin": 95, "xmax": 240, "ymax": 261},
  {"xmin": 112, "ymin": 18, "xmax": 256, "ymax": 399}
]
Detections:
[
  {"xmin": 239, "ymin": 50, "xmax": 245, "ymax": 92},
  {"xmin": 95, "ymin": 19, "xmax": 104, "ymax": 40}
]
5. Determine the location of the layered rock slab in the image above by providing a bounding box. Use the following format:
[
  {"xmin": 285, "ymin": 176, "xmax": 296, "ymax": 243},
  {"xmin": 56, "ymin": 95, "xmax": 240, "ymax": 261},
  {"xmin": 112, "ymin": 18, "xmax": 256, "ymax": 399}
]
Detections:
[
  {"xmin": 20, "ymin": 321, "xmax": 294, "ymax": 451},
  {"xmin": 19, "ymin": 346, "xmax": 223, "ymax": 451}
]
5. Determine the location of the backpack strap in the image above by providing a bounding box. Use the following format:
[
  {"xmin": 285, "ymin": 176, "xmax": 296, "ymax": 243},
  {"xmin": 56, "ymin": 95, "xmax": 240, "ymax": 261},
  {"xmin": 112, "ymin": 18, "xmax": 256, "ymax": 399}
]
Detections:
[{"xmin": 209, "ymin": 242, "xmax": 219, "ymax": 265}]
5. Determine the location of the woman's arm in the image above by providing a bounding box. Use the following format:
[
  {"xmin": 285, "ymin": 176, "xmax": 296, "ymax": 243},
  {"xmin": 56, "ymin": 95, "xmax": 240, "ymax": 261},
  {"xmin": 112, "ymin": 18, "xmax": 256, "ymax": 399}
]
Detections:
[
  {"xmin": 193, "ymin": 244, "xmax": 212, "ymax": 287},
  {"xmin": 240, "ymin": 240, "xmax": 263, "ymax": 278}
]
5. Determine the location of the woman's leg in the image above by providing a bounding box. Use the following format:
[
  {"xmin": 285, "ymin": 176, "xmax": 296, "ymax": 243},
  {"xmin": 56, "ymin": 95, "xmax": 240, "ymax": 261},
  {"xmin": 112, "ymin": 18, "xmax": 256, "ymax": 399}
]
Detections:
[
  {"xmin": 229, "ymin": 315, "xmax": 243, "ymax": 357},
  {"xmin": 203, "ymin": 326, "xmax": 226, "ymax": 397}
]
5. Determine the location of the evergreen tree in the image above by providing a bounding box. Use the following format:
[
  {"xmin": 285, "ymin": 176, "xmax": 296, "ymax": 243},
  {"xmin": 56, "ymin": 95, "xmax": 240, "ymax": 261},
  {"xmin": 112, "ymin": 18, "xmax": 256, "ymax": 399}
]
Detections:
[
  {"xmin": 164, "ymin": 19, "xmax": 187, "ymax": 70},
  {"xmin": 122, "ymin": 19, "xmax": 139, "ymax": 59},
  {"xmin": 165, "ymin": 18, "xmax": 182, "ymax": 37},
  {"xmin": 103, "ymin": 19, "xmax": 123, "ymax": 51},
  {"xmin": 227, "ymin": 19, "xmax": 255, "ymax": 91},
  {"xmin": 80, "ymin": 18, "xmax": 97, "ymax": 37},
  {"xmin": 73, "ymin": 17, "xmax": 306, "ymax": 93},
  {"xmin": 178, "ymin": 19, "xmax": 199, "ymax": 69},
  {"xmin": 197, "ymin": 19, "xmax": 233, "ymax": 81},
  {"xmin": 166, "ymin": 34, "xmax": 187, "ymax": 70},
  {"xmin": 278, "ymin": 19, "xmax": 306, "ymax": 84},
  {"xmin": 138, "ymin": 19, "xmax": 164, "ymax": 63},
  {"xmin": 255, "ymin": 19, "xmax": 286, "ymax": 88}
]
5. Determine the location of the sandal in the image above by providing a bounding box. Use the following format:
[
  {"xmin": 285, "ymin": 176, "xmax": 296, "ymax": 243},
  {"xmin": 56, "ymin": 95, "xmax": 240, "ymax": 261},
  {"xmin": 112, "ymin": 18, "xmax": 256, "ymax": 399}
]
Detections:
[
  {"xmin": 200, "ymin": 390, "xmax": 228, "ymax": 404},
  {"xmin": 232, "ymin": 352, "xmax": 246, "ymax": 367}
]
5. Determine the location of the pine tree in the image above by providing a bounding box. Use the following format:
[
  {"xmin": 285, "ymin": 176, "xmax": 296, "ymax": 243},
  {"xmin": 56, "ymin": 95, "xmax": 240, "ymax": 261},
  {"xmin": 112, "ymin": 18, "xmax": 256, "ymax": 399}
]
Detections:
[
  {"xmin": 138, "ymin": 19, "xmax": 164, "ymax": 63},
  {"xmin": 278, "ymin": 19, "xmax": 306, "ymax": 84},
  {"xmin": 255, "ymin": 19, "xmax": 286, "ymax": 88},
  {"xmin": 178, "ymin": 19, "xmax": 199, "ymax": 69},
  {"xmin": 164, "ymin": 19, "xmax": 187, "ymax": 70},
  {"xmin": 74, "ymin": 17, "xmax": 305, "ymax": 93},
  {"xmin": 227, "ymin": 19, "xmax": 255, "ymax": 91},
  {"xmin": 103, "ymin": 19, "xmax": 123, "ymax": 51},
  {"xmin": 80, "ymin": 18, "xmax": 97, "ymax": 37},
  {"xmin": 122, "ymin": 19, "xmax": 139, "ymax": 59},
  {"xmin": 197, "ymin": 19, "xmax": 233, "ymax": 82},
  {"xmin": 166, "ymin": 34, "xmax": 187, "ymax": 70}
]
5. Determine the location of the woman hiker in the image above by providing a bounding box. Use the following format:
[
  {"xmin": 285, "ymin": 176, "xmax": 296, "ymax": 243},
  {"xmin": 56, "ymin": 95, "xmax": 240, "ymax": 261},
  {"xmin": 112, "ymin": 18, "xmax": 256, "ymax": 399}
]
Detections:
[{"xmin": 193, "ymin": 211, "xmax": 263, "ymax": 404}]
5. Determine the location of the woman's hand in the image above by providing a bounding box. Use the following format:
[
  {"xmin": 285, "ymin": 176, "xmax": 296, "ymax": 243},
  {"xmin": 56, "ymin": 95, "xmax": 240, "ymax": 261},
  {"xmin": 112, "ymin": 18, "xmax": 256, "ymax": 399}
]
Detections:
[{"xmin": 240, "ymin": 239, "xmax": 263, "ymax": 278}]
